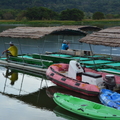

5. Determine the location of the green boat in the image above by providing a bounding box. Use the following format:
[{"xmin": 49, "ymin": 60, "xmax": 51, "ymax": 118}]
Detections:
[
  {"xmin": 53, "ymin": 92, "xmax": 120, "ymax": 120},
  {"xmin": 0, "ymin": 55, "xmax": 53, "ymax": 68},
  {"xmin": 32, "ymin": 53, "xmax": 73, "ymax": 63},
  {"xmin": 32, "ymin": 53, "xmax": 92, "ymax": 64}
]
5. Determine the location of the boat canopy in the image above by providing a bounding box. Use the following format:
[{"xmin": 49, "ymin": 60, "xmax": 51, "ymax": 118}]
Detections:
[
  {"xmin": 0, "ymin": 25, "xmax": 89, "ymax": 39},
  {"xmin": 79, "ymin": 26, "xmax": 120, "ymax": 47}
]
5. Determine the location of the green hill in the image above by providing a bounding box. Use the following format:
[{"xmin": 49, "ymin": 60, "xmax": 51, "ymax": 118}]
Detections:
[{"xmin": 0, "ymin": 0, "xmax": 119, "ymax": 14}]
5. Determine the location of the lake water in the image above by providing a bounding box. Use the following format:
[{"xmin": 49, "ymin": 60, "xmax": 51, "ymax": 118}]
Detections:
[{"xmin": 0, "ymin": 24, "xmax": 119, "ymax": 120}]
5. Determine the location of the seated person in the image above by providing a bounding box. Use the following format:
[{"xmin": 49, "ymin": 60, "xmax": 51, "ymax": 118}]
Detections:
[
  {"xmin": 2, "ymin": 41, "xmax": 18, "ymax": 60},
  {"xmin": 61, "ymin": 40, "xmax": 69, "ymax": 50}
]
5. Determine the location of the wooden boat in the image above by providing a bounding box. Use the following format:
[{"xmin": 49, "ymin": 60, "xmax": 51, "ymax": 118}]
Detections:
[
  {"xmin": 99, "ymin": 88, "xmax": 120, "ymax": 110},
  {"xmin": 0, "ymin": 55, "xmax": 53, "ymax": 68},
  {"xmin": 46, "ymin": 60, "xmax": 104, "ymax": 96},
  {"xmin": 32, "ymin": 53, "xmax": 73, "ymax": 64},
  {"xmin": 53, "ymin": 92, "xmax": 120, "ymax": 120},
  {"xmin": 32, "ymin": 53, "xmax": 111, "ymax": 65}
]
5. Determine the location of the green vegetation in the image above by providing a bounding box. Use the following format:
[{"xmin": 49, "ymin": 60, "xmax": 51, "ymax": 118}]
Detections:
[
  {"xmin": 25, "ymin": 7, "xmax": 58, "ymax": 20},
  {"xmin": 60, "ymin": 8, "xmax": 84, "ymax": 21},
  {"xmin": 0, "ymin": 6, "xmax": 120, "ymax": 22},
  {"xmin": 92, "ymin": 12, "xmax": 105, "ymax": 20},
  {"xmin": 0, "ymin": 7, "xmax": 85, "ymax": 21},
  {"xmin": 0, "ymin": 0, "xmax": 120, "ymax": 15},
  {"xmin": 0, "ymin": 19, "xmax": 120, "ymax": 28}
]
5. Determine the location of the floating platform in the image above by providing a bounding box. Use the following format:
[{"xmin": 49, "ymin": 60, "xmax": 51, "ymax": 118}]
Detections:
[
  {"xmin": 97, "ymin": 68, "xmax": 120, "ymax": 75},
  {"xmin": 104, "ymin": 62, "xmax": 120, "ymax": 69},
  {"xmin": 81, "ymin": 59, "xmax": 114, "ymax": 66},
  {"xmin": 0, "ymin": 56, "xmax": 48, "ymax": 75}
]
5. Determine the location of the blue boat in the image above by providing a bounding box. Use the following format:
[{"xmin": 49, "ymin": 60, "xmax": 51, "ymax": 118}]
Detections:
[{"xmin": 99, "ymin": 88, "xmax": 120, "ymax": 110}]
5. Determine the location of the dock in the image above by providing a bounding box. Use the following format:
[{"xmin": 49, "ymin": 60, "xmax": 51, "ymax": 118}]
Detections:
[{"xmin": 0, "ymin": 60, "xmax": 47, "ymax": 75}]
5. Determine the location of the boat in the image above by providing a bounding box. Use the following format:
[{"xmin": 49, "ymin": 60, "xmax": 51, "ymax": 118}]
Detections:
[
  {"xmin": 46, "ymin": 60, "xmax": 105, "ymax": 96},
  {"xmin": 53, "ymin": 92, "xmax": 120, "ymax": 120},
  {"xmin": 32, "ymin": 52, "xmax": 111, "ymax": 65},
  {"xmin": 32, "ymin": 53, "xmax": 73, "ymax": 64},
  {"xmin": 99, "ymin": 88, "xmax": 120, "ymax": 110},
  {"xmin": 0, "ymin": 54, "xmax": 54, "ymax": 68}
]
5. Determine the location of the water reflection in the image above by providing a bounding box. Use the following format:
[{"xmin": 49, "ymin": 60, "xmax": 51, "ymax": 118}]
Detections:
[
  {"xmin": 1, "ymin": 87, "xmax": 56, "ymax": 111},
  {"xmin": 0, "ymin": 66, "xmax": 62, "ymax": 120},
  {"xmin": 46, "ymin": 86, "xmax": 100, "ymax": 104},
  {"xmin": 54, "ymin": 106, "xmax": 91, "ymax": 120},
  {"xmin": 0, "ymin": 66, "xmax": 53, "ymax": 96},
  {"xmin": 3, "ymin": 67, "xmax": 18, "ymax": 86}
]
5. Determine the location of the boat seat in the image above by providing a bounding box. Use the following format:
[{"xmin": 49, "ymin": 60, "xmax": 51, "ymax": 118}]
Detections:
[{"xmin": 82, "ymin": 72, "xmax": 102, "ymax": 78}]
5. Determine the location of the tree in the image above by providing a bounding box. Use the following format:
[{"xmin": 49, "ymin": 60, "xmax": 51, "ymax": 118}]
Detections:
[
  {"xmin": 16, "ymin": 10, "xmax": 27, "ymax": 21},
  {"xmin": 92, "ymin": 12, "xmax": 105, "ymax": 20},
  {"xmin": 0, "ymin": 9, "xmax": 20, "ymax": 20},
  {"xmin": 0, "ymin": 11, "xmax": 3, "ymax": 19},
  {"xmin": 25, "ymin": 7, "xmax": 58, "ymax": 20},
  {"xmin": 60, "ymin": 8, "xmax": 84, "ymax": 21}
]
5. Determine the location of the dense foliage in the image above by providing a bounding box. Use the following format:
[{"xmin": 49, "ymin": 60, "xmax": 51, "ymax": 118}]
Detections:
[
  {"xmin": 60, "ymin": 9, "xmax": 84, "ymax": 21},
  {"xmin": 0, "ymin": 7, "xmax": 85, "ymax": 21},
  {"xmin": 25, "ymin": 7, "xmax": 58, "ymax": 20},
  {"xmin": 92, "ymin": 12, "xmax": 105, "ymax": 20},
  {"xmin": 0, "ymin": 0, "xmax": 120, "ymax": 14},
  {"xmin": 0, "ymin": 0, "xmax": 120, "ymax": 21}
]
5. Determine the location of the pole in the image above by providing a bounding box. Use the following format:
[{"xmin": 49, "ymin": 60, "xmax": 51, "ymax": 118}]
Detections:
[{"xmin": 89, "ymin": 43, "xmax": 97, "ymax": 70}]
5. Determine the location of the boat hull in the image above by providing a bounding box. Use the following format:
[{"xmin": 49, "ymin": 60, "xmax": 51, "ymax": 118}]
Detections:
[
  {"xmin": 53, "ymin": 92, "xmax": 120, "ymax": 120},
  {"xmin": 46, "ymin": 63, "xmax": 100, "ymax": 96},
  {"xmin": 1, "ymin": 55, "xmax": 53, "ymax": 68},
  {"xmin": 100, "ymin": 88, "xmax": 120, "ymax": 110}
]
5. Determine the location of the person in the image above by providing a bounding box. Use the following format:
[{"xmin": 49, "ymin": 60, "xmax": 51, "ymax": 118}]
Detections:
[
  {"xmin": 2, "ymin": 41, "xmax": 18, "ymax": 60},
  {"xmin": 61, "ymin": 40, "xmax": 69, "ymax": 50},
  {"xmin": 3, "ymin": 67, "xmax": 18, "ymax": 86}
]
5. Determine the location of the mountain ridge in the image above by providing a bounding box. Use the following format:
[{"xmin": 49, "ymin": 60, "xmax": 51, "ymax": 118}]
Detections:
[{"xmin": 0, "ymin": 0, "xmax": 119, "ymax": 14}]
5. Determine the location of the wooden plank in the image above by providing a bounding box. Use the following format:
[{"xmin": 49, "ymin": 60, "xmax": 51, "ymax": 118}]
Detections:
[{"xmin": 0, "ymin": 60, "xmax": 47, "ymax": 75}]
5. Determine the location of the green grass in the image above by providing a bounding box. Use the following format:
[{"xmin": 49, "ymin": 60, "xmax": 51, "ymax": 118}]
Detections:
[{"xmin": 0, "ymin": 19, "xmax": 120, "ymax": 27}]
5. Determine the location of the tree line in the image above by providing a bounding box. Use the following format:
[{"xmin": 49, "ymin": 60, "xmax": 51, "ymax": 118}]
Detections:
[
  {"xmin": 0, "ymin": 0, "xmax": 120, "ymax": 15},
  {"xmin": 0, "ymin": 7, "xmax": 120, "ymax": 21}
]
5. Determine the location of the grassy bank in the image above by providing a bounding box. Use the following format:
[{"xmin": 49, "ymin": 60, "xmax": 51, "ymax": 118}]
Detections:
[{"xmin": 0, "ymin": 19, "xmax": 120, "ymax": 28}]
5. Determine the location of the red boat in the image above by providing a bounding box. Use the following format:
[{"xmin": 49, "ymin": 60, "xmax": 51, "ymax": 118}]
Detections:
[{"xmin": 46, "ymin": 60, "xmax": 103, "ymax": 96}]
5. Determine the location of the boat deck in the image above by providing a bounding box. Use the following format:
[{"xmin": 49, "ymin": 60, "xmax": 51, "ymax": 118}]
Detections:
[
  {"xmin": 82, "ymin": 59, "xmax": 113, "ymax": 65},
  {"xmin": 9, "ymin": 55, "xmax": 54, "ymax": 68},
  {"xmin": 97, "ymin": 68, "xmax": 120, "ymax": 75},
  {"xmin": 0, "ymin": 55, "xmax": 53, "ymax": 75},
  {"xmin": 104, "ymin": 62, "xmax": 120, "ymax": 69},
  {"xmin": 0, "ymin": 59, "xmax": 47, "ymax": 75}
]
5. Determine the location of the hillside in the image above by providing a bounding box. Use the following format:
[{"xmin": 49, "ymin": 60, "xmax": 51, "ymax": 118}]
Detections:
[{"xmin": 0, "ymin": 0, "xmax": 119, "ymax": 14}]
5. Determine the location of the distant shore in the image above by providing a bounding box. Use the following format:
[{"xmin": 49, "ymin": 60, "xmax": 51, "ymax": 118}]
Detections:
[{"xmin": 0, "ymin": 19, "xmax": 120, "ymax": 27}]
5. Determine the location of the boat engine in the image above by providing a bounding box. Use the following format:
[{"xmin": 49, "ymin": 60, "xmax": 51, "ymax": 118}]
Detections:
[{"xmin": 104, "ymin": 75, "xmax": 116, "ymax": 90}]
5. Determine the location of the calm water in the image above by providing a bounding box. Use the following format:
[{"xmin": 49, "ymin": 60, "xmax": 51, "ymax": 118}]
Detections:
[
  {"xmin": 0, "ymin": 66, "xmax": 93, "ymax": 120},
  {"xmin": 0, "ymin": 24, "xmax": 119, "ymax": 120}
]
